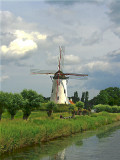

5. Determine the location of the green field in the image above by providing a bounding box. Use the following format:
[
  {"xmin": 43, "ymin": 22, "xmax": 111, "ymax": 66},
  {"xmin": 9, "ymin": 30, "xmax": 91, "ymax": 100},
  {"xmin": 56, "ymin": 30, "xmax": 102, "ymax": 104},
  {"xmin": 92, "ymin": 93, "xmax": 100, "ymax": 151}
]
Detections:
[{"xmin": 0, "ymin": 111, "xmax": 120, "ymax": 155}]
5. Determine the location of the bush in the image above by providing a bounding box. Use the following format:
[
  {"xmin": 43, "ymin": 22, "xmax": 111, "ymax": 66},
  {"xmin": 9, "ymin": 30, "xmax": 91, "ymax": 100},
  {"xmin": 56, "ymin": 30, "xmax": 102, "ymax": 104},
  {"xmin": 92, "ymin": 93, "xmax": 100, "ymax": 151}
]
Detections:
[
  {"xmin": 54, "ymin": 104, "xmax": 70, "ymax": 112},
  {"xmin": 46, "ymin": 101, "xmax": 57, "ymax": 117},
  {"xmin": 112, "ymin": 106, "xmax": 120, "ymax": 113},
  {"xmin": 93, "ymin": 104, "xmax": 120, "ymax": 113},
  {"xmin": 76, "ymin": 101, "xmax": 84, "ymax": 110},
  {"xmin": 104, "ymin": 105, "xmax": 112, "ymax": 113}
]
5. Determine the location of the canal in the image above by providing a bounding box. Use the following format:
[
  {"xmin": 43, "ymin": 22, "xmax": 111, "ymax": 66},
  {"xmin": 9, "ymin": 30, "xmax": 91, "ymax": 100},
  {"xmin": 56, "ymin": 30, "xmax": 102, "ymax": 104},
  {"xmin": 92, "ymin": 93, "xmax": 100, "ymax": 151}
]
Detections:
[{"xmin": 1, "ymin": 121, "xmax": 120, "ymax": 160}]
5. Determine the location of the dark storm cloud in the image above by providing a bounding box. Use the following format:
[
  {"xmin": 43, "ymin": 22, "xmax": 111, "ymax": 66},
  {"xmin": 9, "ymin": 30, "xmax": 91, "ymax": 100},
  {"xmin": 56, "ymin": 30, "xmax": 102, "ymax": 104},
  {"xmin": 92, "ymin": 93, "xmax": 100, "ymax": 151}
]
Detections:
[
  {"xmin": 108, "ymin": 0, "xmax": 120, "ymax": 25},
  {"xmin": 1, "ymin": 49, "xmax": 36, "ymax": 66},
  {"xmin": 45, "ymin": 0, "xmax": 104, "ymax": 6},
  {"xmin": 45, "ymin": 0, "xmax": 79, "ymax": 5},
  {"xmin": 74, "ymin": 48, "xmax": 120, "ymax": 91},
  {"xmin": 86, "ymin": 72, "xmax": 120, "ymax": 90},
  {"xmin": 107, "ymin": 48, "xmax": 120, "ymax": 62}
]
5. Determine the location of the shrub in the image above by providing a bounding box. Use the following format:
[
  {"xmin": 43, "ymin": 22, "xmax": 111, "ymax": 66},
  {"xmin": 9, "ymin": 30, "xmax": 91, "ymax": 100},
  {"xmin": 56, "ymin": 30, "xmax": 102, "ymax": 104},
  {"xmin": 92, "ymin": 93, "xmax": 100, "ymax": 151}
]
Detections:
[
  {"xmin": 46, "ymin": 101, "xmax": 57, "ymax": 117},
  {"xmin": 93, "ymin": 104, "xmax": 120, "ymax": 113},
  {"xmin": 104, "ymin": 105, "xmax": 112, "ymax": 113}
]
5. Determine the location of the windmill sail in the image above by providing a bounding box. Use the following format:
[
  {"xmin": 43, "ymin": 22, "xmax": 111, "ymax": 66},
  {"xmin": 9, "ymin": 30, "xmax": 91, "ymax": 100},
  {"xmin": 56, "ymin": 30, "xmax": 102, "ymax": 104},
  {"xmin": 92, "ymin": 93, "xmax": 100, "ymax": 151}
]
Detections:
[
  {"xmin": 58, "ymin": 46, "xmax": 65, "ymax": 71},
  {"xmin": 61, "ymin": 73, "xmax": 88, "ymax": 76},
  {"xmin": 31, "ymin": 46, "xmax": 88, "ymax": 104},
  {"xmin": 31, "ymin": 69, "xmax": 56, "ymax": 75}
]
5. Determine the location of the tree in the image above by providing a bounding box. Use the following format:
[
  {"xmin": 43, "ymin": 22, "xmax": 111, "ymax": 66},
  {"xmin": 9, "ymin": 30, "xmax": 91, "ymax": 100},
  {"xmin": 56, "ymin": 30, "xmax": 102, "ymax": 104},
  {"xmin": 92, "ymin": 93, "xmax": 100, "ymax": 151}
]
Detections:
[
  {"xmin": 69, "ymin": 104, "xmax": 76, "ymax": 118},
  {"xmin": 46, "ymin": 101, "xmax": 57, "ymax": 117},
  {"xmin": 72, "ymin": 91, "xmax": 80, "ymax": 103},
  {"xmin": 84, "ymin": 91, "xmax": 89, "ymax": 109},
  {"xmin": 0, "ymin": 91, "xmax": 8, "ymax": 120},
  {"xmin": 21, "ymin": 89, "xmax": 44, "ymax": 120},
  {"xmin": 81, "ymin": 92, "xmax": 85, "ymax": 103},
  {"xmin": 6, "ymin": 93, "xmax": 23, "ymax": 120},
  {"xmin": 76, "ymin": 101, "xmax": 84, "ymax": 115}
]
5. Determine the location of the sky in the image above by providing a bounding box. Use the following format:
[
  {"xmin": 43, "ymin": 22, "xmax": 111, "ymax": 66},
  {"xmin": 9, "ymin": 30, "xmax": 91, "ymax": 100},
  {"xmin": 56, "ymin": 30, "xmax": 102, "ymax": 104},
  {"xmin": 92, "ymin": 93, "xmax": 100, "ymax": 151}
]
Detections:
[{"xmin": 0, "ymin": 0, "xmax": 120, "ymax": 99}]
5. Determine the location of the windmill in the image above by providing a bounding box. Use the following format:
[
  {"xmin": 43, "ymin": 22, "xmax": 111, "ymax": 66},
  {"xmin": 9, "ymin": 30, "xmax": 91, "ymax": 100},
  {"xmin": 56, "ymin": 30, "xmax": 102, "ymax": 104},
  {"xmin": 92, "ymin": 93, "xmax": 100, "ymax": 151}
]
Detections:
[{"xmin": 31, "ymin": 46, "xmax": 88, "ymax": 104}]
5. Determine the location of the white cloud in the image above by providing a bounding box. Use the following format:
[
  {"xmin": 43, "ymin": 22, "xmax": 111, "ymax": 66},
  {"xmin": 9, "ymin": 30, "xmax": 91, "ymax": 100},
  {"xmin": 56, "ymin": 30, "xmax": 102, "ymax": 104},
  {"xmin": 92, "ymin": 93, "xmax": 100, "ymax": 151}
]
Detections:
[
  {"xmin": 85, "ymin": 61, "xmax": 110, "ymax": 72},
  {"xmin": 47, "ymin": 54, "xmax": 81, "ymax": 66},
  {"xmin": 64, "ymin": 55, "xmax": 81, "ymax": 64},
  {"xmin": 1, "ymin": 38, "xmax": 37, "ymax": 55},
  {"xmin": 0, "ymin": 10, "xmax": 47, "ymax": 59},
  {"xmin": 15, "ymin": 30, "xmax": 47, "ymax": 40}
]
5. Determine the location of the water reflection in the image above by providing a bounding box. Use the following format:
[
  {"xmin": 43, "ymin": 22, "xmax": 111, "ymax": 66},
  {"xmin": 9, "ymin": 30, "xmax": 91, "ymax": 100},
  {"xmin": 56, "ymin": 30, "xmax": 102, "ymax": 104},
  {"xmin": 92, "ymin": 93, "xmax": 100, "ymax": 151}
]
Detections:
[
  {"xmin": 1, "ymin": 122, "xmax": 120, "ymax": 160},
  {"xmin": 96, "ymin": 124, "xmax": 120, "ymax": 139}
]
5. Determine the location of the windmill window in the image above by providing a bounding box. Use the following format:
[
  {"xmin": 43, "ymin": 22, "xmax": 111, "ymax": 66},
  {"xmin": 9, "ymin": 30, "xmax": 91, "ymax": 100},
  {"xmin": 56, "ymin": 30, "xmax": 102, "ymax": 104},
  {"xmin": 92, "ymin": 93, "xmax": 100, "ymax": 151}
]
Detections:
[
  {"xmin": 64, "ymin": 89, "xmax": 66, "ymax": 94},
  {"xmin": 57, "ymin": 96, "xmax": 59, "ymax": 100}
]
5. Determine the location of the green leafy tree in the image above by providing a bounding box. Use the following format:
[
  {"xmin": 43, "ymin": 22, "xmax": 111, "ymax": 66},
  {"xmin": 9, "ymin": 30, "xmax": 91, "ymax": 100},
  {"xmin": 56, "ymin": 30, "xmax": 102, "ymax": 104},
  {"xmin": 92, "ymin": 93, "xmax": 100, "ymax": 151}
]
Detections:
[
  {"xmin": 81, "ymin": 92, "xmax": 85, "ymax": 102},
  {"xmin": 98, "ymin": 90, "xmax": 109, "ymax": 104},
  {"xmin": 21, "ymin": 89, "xmax": 43, "ymax": 120},
  {"xmin": 89, "ymin": 87, "xmax": 120, "ymax": 107},
  {"xmin": 84, "ymin": 91, "xmax": 89, "ymax": 109},
  {"xmin": 76, "ymin": 101, "xmax": 84, "ymax": 110},
  {"xmin": 76, "ymin": 101, "xmax": 84, "ymax": 115},
  {"xmin": 46, "ymin": 101, "xmax": 57, "ymax": 117},
  {"xmin": 6, "ymin": 93, "xmax": 23, "ymax": 120},
  {"xmin": 72, "ymin": 91, "xmax": 80, "ymax": 103},
  {"xmin": 0, "ymin": 91, "xmax": 8, "ymax": 120},
  {"xmin": 69, "ymin": 104, "xmax": 76, "ymax": 118}
]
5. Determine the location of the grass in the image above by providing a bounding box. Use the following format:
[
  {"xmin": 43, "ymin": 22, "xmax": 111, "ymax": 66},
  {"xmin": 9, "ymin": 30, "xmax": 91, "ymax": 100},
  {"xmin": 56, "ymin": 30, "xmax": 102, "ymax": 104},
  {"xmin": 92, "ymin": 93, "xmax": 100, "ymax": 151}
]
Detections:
[{"xmin": 0, "ymin": 111, "xmax": 120, "ymax": 155}]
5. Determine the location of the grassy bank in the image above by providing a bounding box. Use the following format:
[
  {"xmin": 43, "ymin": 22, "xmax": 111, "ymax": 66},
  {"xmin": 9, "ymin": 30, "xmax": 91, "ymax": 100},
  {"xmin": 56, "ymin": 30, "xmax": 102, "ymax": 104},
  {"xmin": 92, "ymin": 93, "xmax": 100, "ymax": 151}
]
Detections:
[{"xmin": 0, "ymin": 111, "xmax": 120, "ymax": 155}]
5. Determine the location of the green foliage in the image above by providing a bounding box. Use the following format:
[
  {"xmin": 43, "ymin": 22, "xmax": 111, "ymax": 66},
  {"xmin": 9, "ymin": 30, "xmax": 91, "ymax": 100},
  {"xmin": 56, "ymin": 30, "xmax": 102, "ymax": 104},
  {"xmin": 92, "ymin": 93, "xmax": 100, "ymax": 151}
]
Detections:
[
  {"xmin": 5, "ymin": 93, "xmax": 23, "ymax": 120},
  {"xmin": 81, "ymin": 91, "xmax": 89, "ymax": 109},
  {"xmin": 46, "ymin": 101, "xmax": 57, "ymax": 111},
  {"xmin": 71, "ymin": 91, "xmax": 80, "ymax": 103},
  {"xmin": 69, "ymin": 104, "xmax": 76, "ymax": 118},
  {"xmin": 76, "ymin": 101, "xmax": 84, "ymax": 110},
  {"xmin": 0, "ymin": 91, "xmax": 8, "ymax": 120},
  {"xmin": 93, "ymin": 104, "xmax": 120, "ymax": 113},
  {"xmin": 46, "ymin": 101, "xmax": 57, "ymax": 117},
  {"xmin": 112, "ymin": 106, "xmax": 119, "ymax": 113},
  {"xmin": 69, "ymin": 104, "xmax": 75, "ymax": 111},
  {"xmin": 81, "ymin": 92, "xmax": 85, "ymax": 102},
  {"xmin": 21, "ymin": 89, "xmax": 44, "ymax": 120},
  {"xmin": 54, "ymin": 104, "xmax": 70, "ymax": 112},
  {"xmin": 89, "ymin": 87, "xmax": 120, "ymax": 107},
  {"xmin": 84, "ymin": 91, "xmax": 89, "ymax": 109}
]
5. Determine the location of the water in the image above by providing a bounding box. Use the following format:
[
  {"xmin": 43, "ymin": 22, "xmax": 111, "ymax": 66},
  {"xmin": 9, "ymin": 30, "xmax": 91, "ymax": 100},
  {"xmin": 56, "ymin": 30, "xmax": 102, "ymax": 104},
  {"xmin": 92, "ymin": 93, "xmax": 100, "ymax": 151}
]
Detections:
[{"xmin": 1, "ymin": 122, "xmax": 120, "ymax": 160}]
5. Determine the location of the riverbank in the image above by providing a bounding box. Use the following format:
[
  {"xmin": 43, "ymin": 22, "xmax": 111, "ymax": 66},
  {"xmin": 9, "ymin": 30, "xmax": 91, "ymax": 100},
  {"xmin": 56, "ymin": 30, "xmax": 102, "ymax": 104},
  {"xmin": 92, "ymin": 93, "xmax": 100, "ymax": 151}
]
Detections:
[{"xmin": 0, "ymin": 111, "xmax": 120, "ymax": 155}]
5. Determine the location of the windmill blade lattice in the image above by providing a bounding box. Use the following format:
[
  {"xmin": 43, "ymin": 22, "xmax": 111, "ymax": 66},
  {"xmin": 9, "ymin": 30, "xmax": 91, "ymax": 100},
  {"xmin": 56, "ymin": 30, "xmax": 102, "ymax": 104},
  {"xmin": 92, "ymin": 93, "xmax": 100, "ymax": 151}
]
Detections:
[
  {"xmin": 31, "ymin": 69, "xmax": 56, "ymax": 75},
  {"xmin": 58, "ymin": 46, "xmax": 65, "ymax": 72}
]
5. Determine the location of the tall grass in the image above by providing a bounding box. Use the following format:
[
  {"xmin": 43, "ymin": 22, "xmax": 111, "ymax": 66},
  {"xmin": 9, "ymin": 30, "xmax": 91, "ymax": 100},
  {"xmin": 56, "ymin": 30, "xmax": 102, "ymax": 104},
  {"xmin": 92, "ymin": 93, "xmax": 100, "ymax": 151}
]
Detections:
[{"xmin": 0, "ymin": 111, "xmax": 120, "ymax": 155}]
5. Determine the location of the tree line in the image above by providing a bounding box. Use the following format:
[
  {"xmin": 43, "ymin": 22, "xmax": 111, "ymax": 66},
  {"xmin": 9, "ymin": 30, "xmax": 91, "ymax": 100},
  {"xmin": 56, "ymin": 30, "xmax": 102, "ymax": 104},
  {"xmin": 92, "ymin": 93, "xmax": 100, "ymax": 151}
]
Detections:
[
  {"xmin": 88, "ymin": 87, "xmax": 120, "ymax": 107},
  {"xmin": 0, "ymin": 87, "xmax": 119, "ymax": 120},
  {"xmin": 70, "ymin": 87, "xmax": 120, "ymax": 109},
  {"xmin": 0, "ymin": 89, "xmax": 88, "ymax": 121},
  {"xmin": 0, "ymin": 89, "xmax": 44, "ymax": 120}
]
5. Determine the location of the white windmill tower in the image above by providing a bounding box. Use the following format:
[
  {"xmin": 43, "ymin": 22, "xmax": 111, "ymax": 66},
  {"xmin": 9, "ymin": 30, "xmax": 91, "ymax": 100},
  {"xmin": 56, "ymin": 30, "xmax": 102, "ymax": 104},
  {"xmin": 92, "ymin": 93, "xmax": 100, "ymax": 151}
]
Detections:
[
  {"xmin": 50, "ymin": 46, "xmax": 69, "ymax": 104},
  {"xmin": 31, "ymin": 46, "xmax": 88, "ymax": 104}
]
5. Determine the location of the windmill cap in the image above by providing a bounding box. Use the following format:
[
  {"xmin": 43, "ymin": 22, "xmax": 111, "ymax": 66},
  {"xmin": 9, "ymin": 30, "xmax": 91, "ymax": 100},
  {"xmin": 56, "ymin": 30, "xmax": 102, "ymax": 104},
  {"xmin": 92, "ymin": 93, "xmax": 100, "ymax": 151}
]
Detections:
[{"xmin": 53, "ymin": 70, "xmax": 68, "ymax": 79}]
